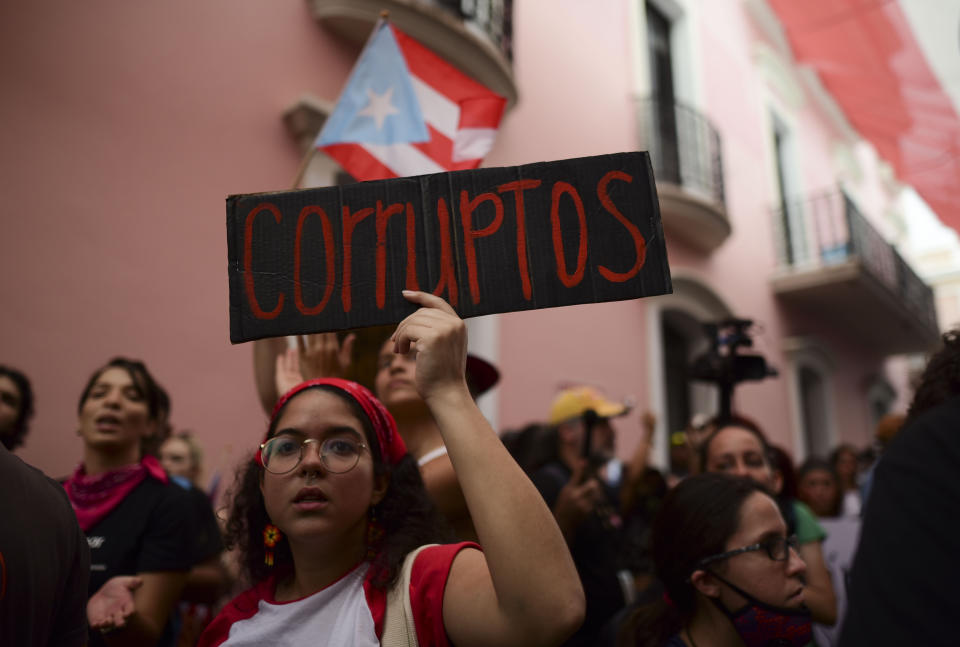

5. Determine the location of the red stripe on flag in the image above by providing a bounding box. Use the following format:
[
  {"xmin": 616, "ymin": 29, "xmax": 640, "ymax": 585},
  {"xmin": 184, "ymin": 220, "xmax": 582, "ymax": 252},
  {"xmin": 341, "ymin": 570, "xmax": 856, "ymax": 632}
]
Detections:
[
  {"xmin": 457, "ymin": 95, "xmax": 507, "ymax": 129},
  {"xmin": 320, "ymin": 144, "xmax": 399, "ymax": 181},
  {"xmin": 409, "ymin": 68, "xmax": 504, "ymax": 129},
  {"xmin": 391, "ymin": 25, "xmax": 503, "ymax": 103},
  {"xmin": 316, "ymin": 24, "xmax": 503, "ymax": 181},
  {"xmin": 409, "ymin": 125, "xmax": 483, "ymax": 172},
  {"xmin": 450, "ymin": 157, "xmax": 483, "ymax": 171},
  {"xmin": 411, "ymin": 125, "xmax": 454, "ymax": 169}
]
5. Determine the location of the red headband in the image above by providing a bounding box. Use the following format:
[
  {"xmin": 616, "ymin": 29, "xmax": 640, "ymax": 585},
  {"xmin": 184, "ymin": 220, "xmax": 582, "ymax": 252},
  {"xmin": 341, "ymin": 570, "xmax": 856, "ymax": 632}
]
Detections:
[{"xmin": 257, "ymin": 378, "xmax": 407, "ymax": 467}]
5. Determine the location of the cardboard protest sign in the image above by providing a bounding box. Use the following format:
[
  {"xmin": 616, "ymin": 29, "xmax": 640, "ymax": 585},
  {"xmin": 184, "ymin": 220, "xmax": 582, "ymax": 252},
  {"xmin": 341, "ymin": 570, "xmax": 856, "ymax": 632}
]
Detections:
[{"xmin": 227, "ymin": 151, "xmax": 671, "ymax": 343}]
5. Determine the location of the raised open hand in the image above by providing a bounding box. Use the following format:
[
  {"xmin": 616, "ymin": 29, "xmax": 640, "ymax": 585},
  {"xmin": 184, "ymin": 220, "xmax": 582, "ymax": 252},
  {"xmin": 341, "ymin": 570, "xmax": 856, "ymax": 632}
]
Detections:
[
  {"xmin": 275, "ymin": 347, "xmax": 304, "ymax": 397},
  {"xmin": 297, "ymin": 332, "xmax": 355, "ymax": 380}
]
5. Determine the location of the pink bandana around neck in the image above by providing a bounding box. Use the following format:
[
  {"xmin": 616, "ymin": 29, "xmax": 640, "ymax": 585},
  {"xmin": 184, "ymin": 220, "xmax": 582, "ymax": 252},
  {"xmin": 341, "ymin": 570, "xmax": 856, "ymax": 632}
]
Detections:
[{"xmin": 64, "ymin": 455, "xmax": 168, "ymax": 532}]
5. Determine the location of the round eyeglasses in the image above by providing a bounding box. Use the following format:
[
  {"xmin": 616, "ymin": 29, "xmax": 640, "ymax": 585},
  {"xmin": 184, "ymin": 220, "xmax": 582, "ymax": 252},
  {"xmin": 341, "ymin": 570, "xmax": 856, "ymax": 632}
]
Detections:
[
  {"xmin": 259, "ymin": 435, "xmax": 368, "ymax": 475},
  {"xmin": 695, "ymin": 535, "xmax": 800, "ymax": 569}
]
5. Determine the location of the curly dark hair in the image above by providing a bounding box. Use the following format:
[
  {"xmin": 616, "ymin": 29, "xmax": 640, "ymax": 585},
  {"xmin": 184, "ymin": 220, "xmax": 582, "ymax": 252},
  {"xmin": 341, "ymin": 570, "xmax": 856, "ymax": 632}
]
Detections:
[
  {"xmin": 141, "ymin": 383, "xmax": 171, "ymax": 458},
  {"xmin": 76, "ymin": 357, "xmax": 166, "ymax": 460},
  {"xmin": 907, "ymin": 329, "xmax": 960, "ymax": 423},
  {"xmin": 78, "ymin": 357, "xmax": 164, "ymax": 421},
  {"xmin": 0, "ymin": 365, "xmax": 35, "ymax": 450},
  {"xmin": 768, "ymin": 444, "xmax": 798, "ymax": 500},
  {"xmin": 224, "ymin": 384, "xmax": 450, "ymax": 589}
]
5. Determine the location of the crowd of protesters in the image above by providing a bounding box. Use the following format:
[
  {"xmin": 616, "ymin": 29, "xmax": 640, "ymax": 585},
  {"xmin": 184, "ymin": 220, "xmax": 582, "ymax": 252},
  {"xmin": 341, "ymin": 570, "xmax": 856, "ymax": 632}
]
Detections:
[{"xmin": 3, "ymin": 308, "xmax": 960, "ymax": 646}]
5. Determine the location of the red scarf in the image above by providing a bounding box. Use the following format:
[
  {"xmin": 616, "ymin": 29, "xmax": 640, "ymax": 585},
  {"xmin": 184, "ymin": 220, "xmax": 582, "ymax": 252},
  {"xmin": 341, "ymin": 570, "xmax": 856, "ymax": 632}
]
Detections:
[
  {"xmin": 263, "ymin": 378, "xmax": 408, "ymax": 466},
  {"xmin": 64, "ymin": 455, "xmax": 168, "ymax": 532}
]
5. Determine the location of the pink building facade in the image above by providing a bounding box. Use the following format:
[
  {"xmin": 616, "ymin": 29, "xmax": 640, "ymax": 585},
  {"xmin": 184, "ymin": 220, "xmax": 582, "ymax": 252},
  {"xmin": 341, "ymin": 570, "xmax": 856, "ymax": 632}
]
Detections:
[{"xmin": 1, "ymin": 0, "xmax": 937, "ymax": 482}]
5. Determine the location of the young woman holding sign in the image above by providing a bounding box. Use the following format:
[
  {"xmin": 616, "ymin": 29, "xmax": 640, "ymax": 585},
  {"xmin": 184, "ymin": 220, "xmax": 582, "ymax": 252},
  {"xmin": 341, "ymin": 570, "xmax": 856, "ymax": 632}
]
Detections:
[
  {"xmin": 254, "ymin": 319, "xmax": 498, "ymax": 542},
  {"xmin": 205, "ymin": 291, "xmax": 583, "ymax": 646}
]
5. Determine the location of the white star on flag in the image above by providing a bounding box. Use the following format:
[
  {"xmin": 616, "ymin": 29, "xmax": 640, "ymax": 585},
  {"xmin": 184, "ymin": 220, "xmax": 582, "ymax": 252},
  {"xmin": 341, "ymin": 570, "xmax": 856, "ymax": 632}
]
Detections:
[
  {"xmin": 357, "ymin": 87, "xmax": 399, "ymax": 130},
  {"xmin": 315, "ymin": 21, "xmax": 505, "ymax": 180}
]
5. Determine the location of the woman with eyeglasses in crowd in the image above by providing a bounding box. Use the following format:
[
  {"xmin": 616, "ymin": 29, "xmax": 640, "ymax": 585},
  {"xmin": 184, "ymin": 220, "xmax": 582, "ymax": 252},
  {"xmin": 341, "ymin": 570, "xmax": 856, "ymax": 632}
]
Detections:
[
  {"xmin": 256, "ymin": 320, "xmax": 499, "ymax": 543},
  {"xmin": 63, "ymin": 357, "xmax": 197, "ymax": 646},
  {"xmin": 621, "ymin": 472, "xmax": 810, "ymax": 647},
  {"xmin": 199, "ymin": 291, "xmax": 584, "ymax": 647},
  {"xmin": 698, "ymin": 416, "xmax": 837, "ymax": 628}
]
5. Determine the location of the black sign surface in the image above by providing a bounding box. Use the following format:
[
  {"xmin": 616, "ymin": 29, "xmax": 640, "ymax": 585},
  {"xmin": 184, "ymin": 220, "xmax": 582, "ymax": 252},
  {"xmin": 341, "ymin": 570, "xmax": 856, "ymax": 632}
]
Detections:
[{"xmin": 227, "ymin": 152, "xmax": 671, "ymax": 343}]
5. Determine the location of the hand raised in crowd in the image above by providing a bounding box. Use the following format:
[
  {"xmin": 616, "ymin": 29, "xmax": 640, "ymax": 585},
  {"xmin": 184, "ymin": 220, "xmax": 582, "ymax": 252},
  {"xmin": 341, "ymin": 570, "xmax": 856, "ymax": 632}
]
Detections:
[
  {"xmin": 641, "ymin": 410, "xmax": 656, "ymax": 438},
  {"xmin": 553, "ymin": 460, "xmax": 604, "ymax": 540},
  {"xmin": 274, "ymin": 348, "xmax": 304, "ymax": 397},
  {"xmin": 631, "ymin": 411, "xmax": 656, "ymax": 462},
  {"xmin": 87, "ymin": 575, "xmax": 143, "ymax": 631},
  {"xmin": 392, "ymin": 290, "xmax": 468, "ymax": 401},
  {"xmin": 297, "ymin": 332, "xmax": 355, "ymax": 381},
  {"xmin": 622, "ymin": 411, "xmax": 657, "ymax": 513}
]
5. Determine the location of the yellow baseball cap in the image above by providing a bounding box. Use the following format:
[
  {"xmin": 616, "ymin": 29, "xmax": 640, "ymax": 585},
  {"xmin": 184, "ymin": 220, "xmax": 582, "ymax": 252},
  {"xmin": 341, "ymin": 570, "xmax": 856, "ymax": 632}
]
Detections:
[{"xmin": 548, "ymin": 386, "xmax": 629, "ymax": 425}]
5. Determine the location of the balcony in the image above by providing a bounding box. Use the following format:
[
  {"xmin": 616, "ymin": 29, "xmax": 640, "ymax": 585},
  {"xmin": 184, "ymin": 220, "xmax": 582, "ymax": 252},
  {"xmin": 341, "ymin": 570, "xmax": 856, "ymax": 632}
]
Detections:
[
  {"xmin": 637, "ymin": 96, "xmax": 729, "ymax": 253},
  {"xmin": 771, "ymin": 191, "xmax": 938, "ymax": 354},
  {"xmin": 306, "ymin": 0, "xmax": 517, "ymax": 107}
]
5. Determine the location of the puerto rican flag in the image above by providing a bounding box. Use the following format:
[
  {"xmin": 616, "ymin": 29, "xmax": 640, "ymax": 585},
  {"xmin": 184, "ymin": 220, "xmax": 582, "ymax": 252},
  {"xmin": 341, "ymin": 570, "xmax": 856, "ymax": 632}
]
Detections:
[{"xmin": 315, "ymin": 21, "xmax": 506, "ymax": 180}]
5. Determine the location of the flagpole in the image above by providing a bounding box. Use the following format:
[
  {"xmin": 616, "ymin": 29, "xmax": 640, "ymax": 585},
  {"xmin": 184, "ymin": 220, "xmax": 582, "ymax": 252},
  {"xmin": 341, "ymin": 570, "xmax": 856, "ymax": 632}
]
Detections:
[
  {"xmin": 290, "ymin": 146, "xmax": 316, "ymax": 189},
  {"xmin": 291, "ymin": 9, "xmax": 391, "ymax": 189}
]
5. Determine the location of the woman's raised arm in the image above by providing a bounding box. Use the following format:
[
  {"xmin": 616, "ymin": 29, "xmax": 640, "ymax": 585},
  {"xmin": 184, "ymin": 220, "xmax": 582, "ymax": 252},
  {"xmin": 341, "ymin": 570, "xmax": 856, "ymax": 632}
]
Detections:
[{"xmin": 392, "ymin": 290, "xmax": 585, "ymax": 647}]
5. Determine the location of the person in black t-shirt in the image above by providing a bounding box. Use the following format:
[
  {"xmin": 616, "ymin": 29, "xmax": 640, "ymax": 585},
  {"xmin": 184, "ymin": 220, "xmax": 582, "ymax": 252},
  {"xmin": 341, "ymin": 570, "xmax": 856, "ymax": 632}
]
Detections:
[
  {"xmin": 63, "ymin": 357, "xmax": 196, "ymax": 647},
  {"xmin": 160, "ymin": 431, "xmax": 225, "ymax": 587}
]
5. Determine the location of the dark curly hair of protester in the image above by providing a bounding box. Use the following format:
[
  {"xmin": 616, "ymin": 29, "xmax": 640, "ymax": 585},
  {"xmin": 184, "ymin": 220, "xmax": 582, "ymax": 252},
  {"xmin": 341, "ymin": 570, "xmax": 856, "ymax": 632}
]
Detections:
[
  {"xmin": 77, "ymin": 357, "xmax": 164, "ymax": 420},
  {"xmin": 224, "ymin": 384, "xmax": 451, "ymax": 588},
  {"xmin": 907, "ymin": 328, "xmax": 960, "ymax": 422},
  {"xmin": 619, "ymin": 473, "xmax": 765, "ymax": 647},
  {"xmin": 0, "ymin": 365, "xmax": 35, "ymax": 450}
]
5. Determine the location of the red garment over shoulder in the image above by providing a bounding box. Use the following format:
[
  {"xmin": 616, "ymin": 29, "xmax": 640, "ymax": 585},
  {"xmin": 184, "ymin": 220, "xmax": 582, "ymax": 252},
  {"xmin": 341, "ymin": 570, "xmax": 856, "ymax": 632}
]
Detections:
[{"xmin": 199, "ymin": 542, "xmax": 478, "ymax": 647}]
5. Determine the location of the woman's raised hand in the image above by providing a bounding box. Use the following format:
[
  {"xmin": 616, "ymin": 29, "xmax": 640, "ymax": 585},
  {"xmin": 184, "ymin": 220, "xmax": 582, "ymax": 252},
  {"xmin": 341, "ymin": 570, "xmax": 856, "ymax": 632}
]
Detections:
[
  {"xmin": 274, "ymin": 348, "xmax": 304, "ymax": 397},
  {"xmin": 297, "ymin": 332, "xmax": 356, "ymax": 381},
  {"xmin": 392, "ymin": 291, "xmax": 468, "ymax": 401}
]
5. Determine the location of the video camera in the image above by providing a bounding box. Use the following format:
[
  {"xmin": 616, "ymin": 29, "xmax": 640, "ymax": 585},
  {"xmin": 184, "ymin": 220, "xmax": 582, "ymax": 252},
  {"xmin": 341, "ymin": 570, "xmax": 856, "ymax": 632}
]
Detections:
[{"xmin": 689, "ymin": 318, "xmax": 777, "ymax": 418}]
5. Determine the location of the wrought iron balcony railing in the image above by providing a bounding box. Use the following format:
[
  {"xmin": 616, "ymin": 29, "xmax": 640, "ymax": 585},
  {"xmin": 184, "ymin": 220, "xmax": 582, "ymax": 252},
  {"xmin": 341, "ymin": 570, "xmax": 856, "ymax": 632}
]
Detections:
[
  {"xmin": 637, "ymin": 96, "xmax": 725, "ymax": 208},
  {"xmin": 435, "ymin": 0, "xmax": 512, "ymax": 61},
  {"xmin": 772, "ymin": 190, "xmax": 938, "ymax": 335}
]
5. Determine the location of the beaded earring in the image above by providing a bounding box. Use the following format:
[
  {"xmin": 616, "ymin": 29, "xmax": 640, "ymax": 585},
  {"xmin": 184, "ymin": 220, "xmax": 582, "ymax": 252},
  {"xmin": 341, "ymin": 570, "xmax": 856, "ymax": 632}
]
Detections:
[{"xmin": 263, "ymin": 523, "xmax": 282, "ymax": 566}]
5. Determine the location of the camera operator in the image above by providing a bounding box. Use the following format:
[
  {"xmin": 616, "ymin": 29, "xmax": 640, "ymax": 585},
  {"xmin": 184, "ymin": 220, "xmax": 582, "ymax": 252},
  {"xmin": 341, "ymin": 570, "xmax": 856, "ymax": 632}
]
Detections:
[{"xmin": 530, "ymin": 386, "xmax": 639, "ymax": 647}]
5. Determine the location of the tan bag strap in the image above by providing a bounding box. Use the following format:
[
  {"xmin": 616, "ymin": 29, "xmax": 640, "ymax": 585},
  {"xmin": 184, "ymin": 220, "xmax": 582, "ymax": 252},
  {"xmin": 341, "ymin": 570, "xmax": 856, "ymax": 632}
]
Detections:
[{"xmin": 381, "ymin": 544, "xmax": 436, "ymax": 647}]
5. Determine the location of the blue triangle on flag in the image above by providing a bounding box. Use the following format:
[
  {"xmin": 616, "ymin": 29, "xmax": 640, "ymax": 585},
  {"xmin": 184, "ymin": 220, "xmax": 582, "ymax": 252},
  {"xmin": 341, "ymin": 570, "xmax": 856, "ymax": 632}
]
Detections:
[{"xmin": 316, "ymin": 23, "xmax": 430, "ymax": 147}]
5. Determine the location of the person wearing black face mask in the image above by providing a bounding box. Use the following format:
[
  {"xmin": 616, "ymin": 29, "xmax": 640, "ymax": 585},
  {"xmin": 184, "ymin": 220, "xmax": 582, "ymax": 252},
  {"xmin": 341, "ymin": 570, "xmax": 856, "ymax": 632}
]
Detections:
[{"xmin": 619, "ymin": 473, "xmax": 812, "ymax": 647}]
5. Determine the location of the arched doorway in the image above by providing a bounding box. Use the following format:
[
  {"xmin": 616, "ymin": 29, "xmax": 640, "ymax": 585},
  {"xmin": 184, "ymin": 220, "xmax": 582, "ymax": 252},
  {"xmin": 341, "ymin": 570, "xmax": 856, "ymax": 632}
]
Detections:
[
  {"xmin": 661, "ymin": 309, "xmax": 715, "ymax": 446},
  {"xmin": 646, "ymin": 275, "xmax": 732, "ymax": 470}
]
